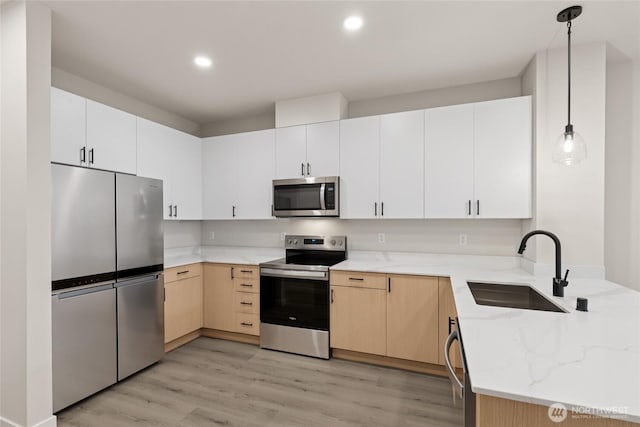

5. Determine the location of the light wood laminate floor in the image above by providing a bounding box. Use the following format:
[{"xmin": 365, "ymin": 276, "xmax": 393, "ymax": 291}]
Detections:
[{"xmin": 57, "ymin": 338, "xmax": 463, "ymax": 427}]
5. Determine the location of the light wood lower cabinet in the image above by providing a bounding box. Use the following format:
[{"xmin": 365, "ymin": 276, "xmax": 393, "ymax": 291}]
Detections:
[
  {"xmin": 203, "ymin": 263, "xmax": 260, "ymax": 336},
  {"xmin": 386, "ymin": 274, "xmax": 439, "ymax": 364},
  {"xmin": 438, "ymin": 277, "xmax": 462, "ymax": 368},
  {"xmin": 330, "ymin": 284, "xmax": 387, "ymax": 356},
  {"xmin": 164, "ymin": 263, "xmax": 203, "ymax": 344}
]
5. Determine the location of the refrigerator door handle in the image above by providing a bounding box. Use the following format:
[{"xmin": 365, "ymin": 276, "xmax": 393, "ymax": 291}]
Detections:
[
  {"xmin": 56, "ymin": 283, "xmax": 114, "ymax": 299},
  {"xmin": 115, "ymin": 273, "xmax": 162, "ymax": 288}
]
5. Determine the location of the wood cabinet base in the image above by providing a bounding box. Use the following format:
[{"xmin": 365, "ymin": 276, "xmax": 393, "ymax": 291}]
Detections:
[
  {"xmin": 201, "ymin": 328, "xmax": 260, "ymax": 345},
  {"xmin": 476, "ymin": 394, "xmax": 636, "ymax": 427},
  {"xmin": 164, "ymin": 330, "xmax": 201, "ymax": 353}
]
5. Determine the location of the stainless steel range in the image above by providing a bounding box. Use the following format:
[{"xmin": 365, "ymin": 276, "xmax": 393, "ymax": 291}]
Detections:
[{"xmin": 260, "ymin": 235, "xmax": 347, "ymax": 359}]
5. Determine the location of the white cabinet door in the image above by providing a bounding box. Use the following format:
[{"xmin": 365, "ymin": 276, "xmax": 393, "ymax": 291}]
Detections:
[
  {"xmin": 474, "ymin": 96, "xmax": 532, "ymax": 218},
  {"xmin": 136, "ymin": 118, "xmax": 175, "ymax": 219},
  {"xmin": 202, "ymin": 136, "xmax": 237, "ymax": 219},
  {"xmin": 379, "ymin": 110, "xmax": 425, "ymax": 219},
  {"xmin": 234, "ymin": 129, "xmax": 275, "ymax": 219},
  {"xmin": 425, "ymin": 104, "xmax": 474, "ymax": 218},
  {"xmin": 275, "ymin": 125, "xmax": 306, "ymax": 179},
  {"xmin": 339, "ymin": 116, "xmax": 380, "ymax": 219},
  {"xmin": 51, "ymin": 87, "xmax": 86, "ymax": 166},
  {"xmin": 86, "ymin": 99, "xmax": 137, "ymax": 174},
  {"xmin": 171, "ymin": 133, "xmax": 202, "ymax": 220},
  {"xmin": 306, "ymin": 121, "xmax": 339, "ymax": 177}
]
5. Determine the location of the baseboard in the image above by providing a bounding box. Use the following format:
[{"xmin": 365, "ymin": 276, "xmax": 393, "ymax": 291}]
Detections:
[
  {"xmin": 164, "ymin": 330, "xmax": 201, "ymax": 352},
  {"xmin": 201, "ymin": 328, "xmax": 260, "ymax": 345},
  {"xmin": 332, "ymin": 348, "xmax": 451, "ymax": 377},
  {"xmin": 0, "ymin": 415, "xmax": 56, "ymax": 427}
]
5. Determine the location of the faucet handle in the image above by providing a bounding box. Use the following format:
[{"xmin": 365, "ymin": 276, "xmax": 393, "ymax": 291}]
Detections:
[{"xmin": 563, "ymin": 269, "xmax": 570, "ymax": 282}]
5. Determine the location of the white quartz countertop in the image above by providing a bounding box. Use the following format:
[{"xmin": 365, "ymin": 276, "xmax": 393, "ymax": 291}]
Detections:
[
  {"xmin": 332, "ymin": 251, "xmax": 640, "ymax": 423},
  {"xmin": 164, "ymin": 246, "xmax": 284, "ymax": 268}
]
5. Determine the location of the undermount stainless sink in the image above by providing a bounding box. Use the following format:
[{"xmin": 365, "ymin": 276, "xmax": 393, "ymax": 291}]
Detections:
[{"xmin": 467, "ymin": 282, "xmax": 568, "ymax": 313}]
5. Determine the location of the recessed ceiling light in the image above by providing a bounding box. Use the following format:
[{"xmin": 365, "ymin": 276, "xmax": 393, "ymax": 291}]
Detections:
[
  {"xmin": 343, "ymin": 15, "xmax": 363, "ymax": 31},
  {"xmin": 194, "ymin": 56, "xmax": 212, "ymax": 68}
]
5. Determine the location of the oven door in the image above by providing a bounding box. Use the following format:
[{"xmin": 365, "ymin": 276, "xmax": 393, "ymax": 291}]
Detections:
[
  {"xmin": 272, "ymin": 177, "xmax": 339, "ymax": 217},
  {"xmin": 260, "ymin": 268, "xmax": 329, "ymax": 331}
]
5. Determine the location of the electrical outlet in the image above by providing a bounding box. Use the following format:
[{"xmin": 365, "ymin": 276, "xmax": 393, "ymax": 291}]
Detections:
[
  {"xmin": 209, "ymin": 231, "xmax": 215, "ymax": 241},
  {"xmin": 280, "ymin": 232, "xmax": 286, "ymax": 241},
  {"xmin": 378, "ymin": 233, "xmax": 385, "ymax": 244},
  {"xmin": 459, "ymin": 234, "xmax": 468, "ymax": 246}
]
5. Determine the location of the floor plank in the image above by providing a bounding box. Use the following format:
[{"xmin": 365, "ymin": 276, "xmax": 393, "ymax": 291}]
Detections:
[{"xmin": 57, "ymin": 338, "xmax": 463, "ymax": 427}]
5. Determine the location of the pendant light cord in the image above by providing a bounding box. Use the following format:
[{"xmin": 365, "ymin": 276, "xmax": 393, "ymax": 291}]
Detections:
[{"xmin": 567, "ymin": 20, "xmax": 572, "ymax": 127}]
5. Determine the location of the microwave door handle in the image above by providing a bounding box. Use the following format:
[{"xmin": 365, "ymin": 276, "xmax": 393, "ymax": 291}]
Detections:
[{"xmin": 320, "ymin": 183, "xmax": 326, "ymax": 210}]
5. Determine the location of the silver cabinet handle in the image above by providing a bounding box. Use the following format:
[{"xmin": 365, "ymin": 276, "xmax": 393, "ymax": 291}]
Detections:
[
  {"xmin": 445, "ymin": 329, "xmax": 463, "ymax": 399},
  {"xmin": 88, "ymin": 148, "xmax": 94, "ymax": 165},
  {"xmin": 80, "ymin": 147, "xmax": 86, "ymax": 163},
  {"xmin": 174, "ymin": 205, "xmax": 178, "ymax": 217},
  {"xmin": 301, "ymin": 163, "xmax": 305, "ymax": 176},
  {"xmin": 307, "ymin": 162, "xmax": 311, "ymax": 176},
  {"xmin": 374, "ymin": 202, "xmax": 377, "ymax": 217},
  {"xmin": 168, "ymin": 205, "xmax": 173, "ymax": 217}
]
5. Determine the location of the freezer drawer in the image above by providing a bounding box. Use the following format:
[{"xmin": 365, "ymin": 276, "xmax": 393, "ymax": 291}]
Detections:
[
  {"xmin": 52, "ymin": 284, "xmax": 117, "ymax": 412},
  {"xmin": 116, "ymin": 274, "xmax": 164, "ymax": 380}
]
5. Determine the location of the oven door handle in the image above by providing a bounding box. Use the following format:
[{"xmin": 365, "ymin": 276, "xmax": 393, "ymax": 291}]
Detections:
[
  {"xmin": 320, "ymin": 183, "xmax": 326, "ymax": 211},
  {"xmin": 261, "ymin": 268, "xmax": 328, "ymax": 281},
  {"xmin": 445, "ymin": 329, "xmax": 464, "ymax": 400}
]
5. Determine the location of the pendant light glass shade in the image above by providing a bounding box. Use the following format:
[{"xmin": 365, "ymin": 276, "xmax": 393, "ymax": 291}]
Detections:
[{"xmin": 553, "ymin": 126, "xmax": 587, "ymax": 165}]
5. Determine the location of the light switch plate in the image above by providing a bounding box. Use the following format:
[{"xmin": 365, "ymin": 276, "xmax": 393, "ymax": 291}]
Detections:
[
  {"xmin": 378, "ymin": 233, "xmax": 385, "ymax": 244},
  {"xmin": 459, "ymin": 234, "xmax": 468, "ymax": 246}
]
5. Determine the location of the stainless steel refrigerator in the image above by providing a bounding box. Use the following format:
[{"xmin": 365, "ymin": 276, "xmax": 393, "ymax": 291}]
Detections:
[{"xmin": 51, "ymin": 164, "xmax": 164, "ymax": 413}]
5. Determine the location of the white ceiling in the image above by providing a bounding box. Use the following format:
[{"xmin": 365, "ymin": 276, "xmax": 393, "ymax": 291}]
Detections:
[{"xmin": 47, "ymin": 1, "xmax": 640, "ymax": 125}]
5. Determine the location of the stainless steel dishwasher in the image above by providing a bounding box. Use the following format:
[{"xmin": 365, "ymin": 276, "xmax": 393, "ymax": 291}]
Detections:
[
  {"xmin": 52, "ymin": 284, "xmax": 117, "ymax": 413},
  {"xmin": 116, "ymin": 273, "xmax": 164, "ymax": 381},
  {"xmin": 445, "ymin": 320, "xmax": 475, "ymax": 427}
]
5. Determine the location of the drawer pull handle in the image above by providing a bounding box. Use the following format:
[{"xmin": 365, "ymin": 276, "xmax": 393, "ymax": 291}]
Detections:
[
  {"xmin": 348, "ymin": 277, "xmax": 364, "ymax": 281},
  {"xmin": 241, "ymin": 322, "xmax": 253, "ymax": 327},
  {"xmin": 177, "ymin": 270, "xmax": 189, "ymax": 275},
  {"xmin": 240, "ymin": 283, "xmax": 253, "ymax": 287},
  {"xmin": 240, "ymin": 270, "xmax": 253, "ymax": 274},
  {"xmin": 240, "ymin": 301, "xmax": 253, "ymax": 306}
]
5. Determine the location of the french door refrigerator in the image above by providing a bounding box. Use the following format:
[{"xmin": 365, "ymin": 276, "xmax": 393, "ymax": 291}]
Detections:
[{"xmin": 51, "ymin": 164, "xmax": 164, "ymax": 412}]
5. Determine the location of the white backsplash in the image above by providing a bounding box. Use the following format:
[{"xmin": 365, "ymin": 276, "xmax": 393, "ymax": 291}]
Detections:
[
  {"xmin": 164, "ymin": 220, "xmax": 202, "ymax": 249},
  {"xmin": 200, "ymin": 218, "xmax": 523, "ymax": 256}
]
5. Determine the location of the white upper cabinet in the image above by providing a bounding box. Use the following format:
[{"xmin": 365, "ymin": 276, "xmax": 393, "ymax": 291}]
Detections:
[
  {"xmin": 51, "ymin": 87, "xmax": 137, "ymax": 174},
  {"xmin": 275, "ymin": 125, "xmax": 306, "ymax": 178},
  {"xmin": 86, "ymin": 99, "xmax": 137, "ymax": 174},
  {"xmin": 202, "ymin": 129, "xmax": 275, "ymax": 220},
  {"xmin": 306, "ymin": 121, "xmax": 340, "ymax": 177},
  {"xmin": 424, "ymin": 96, "xmax": 532, "ymax": 219},
  {"xmin": 474, "ymin": 96, "xmax": 532, "ymax": 218},
  {"xmin": 51, "ymin": 87, "xmax": 86, "ymax": 166},
  {"xmin": 339, "ymin": 116, "xmax": 380, "ymax": 219},
  {"xmin": 425, "ymin": 104, "xmax": 475, "ymax": 218},
  {"xmin": 379, "ymin": 110, "xmax": 425, "ymax": 218},
  {"xmin": 275, "ymin": 121, "xmax": 339, "ymax": 179},
  {"xmin": 137, "ymin": 118, "xmax": 202, "ymax": 220}
]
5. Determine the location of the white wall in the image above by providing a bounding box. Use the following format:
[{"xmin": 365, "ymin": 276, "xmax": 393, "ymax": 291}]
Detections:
[
  {"xmin": 1, "ymin": 2, "xmax": 55, "ymax": 426},
  {"xmin": 524, "ymin": 43, "xmax": 607, "ymax": 278},
  {"xmin": 605, "ymin": 58, "xmax": 634, "ymax": 288},
  {"xmin": 348, "ymin": 77, "xmax": 522, "ymax": 118},
  {"xmin": 164, "ymin": 221, "xmax": 202, "ymax": 249},
  {"xmin": 201, "ymin": 219, "xmax": 523, "ymax": 255},
  {"xmin": 629, "ymin": 58, "xmax": 640, "ymax": 290},
  {"xmin": 52, "ymin": 67, "xmax": 200, "ymax": 137}
]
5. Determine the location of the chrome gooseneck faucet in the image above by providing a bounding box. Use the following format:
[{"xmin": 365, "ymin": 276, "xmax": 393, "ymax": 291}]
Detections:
[{"xmin": 517, "ymin": 230, "xmax": 569, "ymax": 297}]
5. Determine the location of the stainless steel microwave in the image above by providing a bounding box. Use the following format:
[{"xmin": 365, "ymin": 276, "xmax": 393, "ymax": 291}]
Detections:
[{"xmin": 272, "ymin": 177, "xmax": 339, "ymax": 218}]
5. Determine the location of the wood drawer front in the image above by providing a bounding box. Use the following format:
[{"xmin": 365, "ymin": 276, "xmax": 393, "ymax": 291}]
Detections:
[
  {"xmin": 234, "ymin": 292, "xmax": 259, "ymax": 314},
  {"xmin": 235, "ymin": 313, "xmax": 259, "ymax": 336},
  {"xmin": 233, "ymin": 265, "xmax": 258, "ymax": 280},
  {"xmin": 233, "ymin": 277, "xmax": 260, "ymax": 293},
  {"xmin": 165, "ymin": 263, "xmax": 202, "ymax": 283},
  {"xmin": 330, "ymin": 270, "xmax": 387, "ymax": 290}
]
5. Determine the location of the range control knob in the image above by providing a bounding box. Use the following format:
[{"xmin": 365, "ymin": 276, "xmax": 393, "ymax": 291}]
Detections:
[
  {"xmin": 331, "ymin": 240, "xmax": 336, "ymax": 246},
  {"xmin": 287, "ymin": 239, "xmax": 292, "ymax": 245},
  {"xmin": 293, "ymin": 239, "xmax": 298, "ymax": 245},
  {"xmin": 338, "ymin": 240, "xmax": 343, "ymax": 246}
]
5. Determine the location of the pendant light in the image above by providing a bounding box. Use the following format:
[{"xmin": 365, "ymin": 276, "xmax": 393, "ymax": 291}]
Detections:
[{"xmin": 553, "ymin": 5, "xmax": 587, "ymax": 166}]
